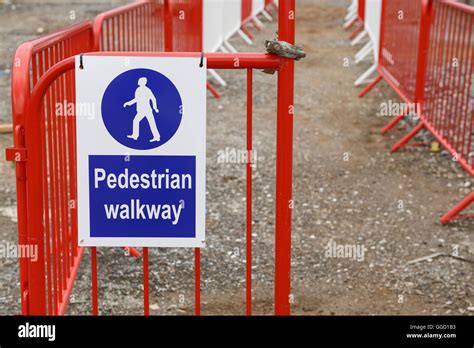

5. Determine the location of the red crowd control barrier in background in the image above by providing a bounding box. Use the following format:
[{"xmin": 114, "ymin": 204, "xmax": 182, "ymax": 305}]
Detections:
[
  {"xmin": 170, "ymin": 0, "xmax": 203, "ymax": 52},
  {"xmin": 242, "ymin": 0, "xmax": 253, "ymax": 23},
  {"xmin": 357, "ymin": 0, "xmax": 474, "ymax": 224},
  {"xmin": 8, "ymin": 0, "xmax": 294, "ymax": 316},
  {"xmin": 421, "ymin": 0, "xmax": 474, "ymax": 176},
  {"xmin": 377, "ymin": 0, "xmax": 422, "ymax": 104},
  {"xmin": 348, "ymin": 0, "xmax": 366, "ymax": 40},
  {"xmin": 9, "ymin": 21, "xmax": 94, "ymax": 315},
  {"xmin": 93, "ymin": 1, "xmax": 165, "ymax": 52},
  {"xmin": 358, "ymin": 0, "xmax": 365, "ymax": 20}
]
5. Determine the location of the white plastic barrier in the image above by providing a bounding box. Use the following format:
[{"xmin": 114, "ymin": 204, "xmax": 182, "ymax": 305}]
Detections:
[
  {"xmin": 251, "ymin": 0, "xmax": 265, "ymax": 28},
  {"xmin": 252, "ymin": 0, "xmax": 265, "ymax": 16},
  {"xmin": 223, "ymin": 0, "xmax": 242, "ymax": 41},
  {"xmin": 365, "ymin": 0, "xmax": 381, "ymax": 62},
  {"xmin": 344, "ymin": 0, "xmax": 358, "ymax": 28},
  {"xmin": 354, "ymin": 0, "xmax": 382, "ymax": 86},
  {"xmin": 218, "ymin": 0, "xmax": 240, "ymax": 53},
  {"xmin": 203, "ymin": 0, "xmax": 224, "ymax": 53},
  {"xmin": 203, "ymin": 0, "xmax": 227, "ymax": 87}
]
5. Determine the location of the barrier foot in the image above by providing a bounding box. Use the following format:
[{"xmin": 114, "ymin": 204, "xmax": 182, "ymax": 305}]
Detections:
[
  {"xmin": 207, "ymin": 82, "xmax": 221, "ymax": 99},
  {"xmin": 223, "ymin": 40, "xmax": 238, "ymax": 53},
  {"xmin": 391, "ymin": 122, "xmax": 425, "ymax": 153},
  {"xmin": 123, "ymin": 247, "xmax": 141, "ymax": 257},
  {"xmin": 238, "ymin": 29, "xmax": 253, "ymax": 45},
  {"xmin": 358, "ymin": 74, "xmax": 382, "ymax": 97},
  {"xmin": 440, "ymin": 193, "xmax": 474, "ymax": 225},
  {"xmin": 209, "ymin": 69, "xmax": 227, "ymax": 87},
  {"xmin": 219, "ymin": 45, "xmax": 230, "ymax": 53},
  {"xmin": 349, "ymin": 23, "xmax": 364, "ymax": 40},
  {"xmin": 381, "ymin": 111, "xmax": 406, "ymax": 135},
  {"xmin": 344, "ymin": 16, "xmax": 357, "ymax": 30},
  {"xmin": 355, "ymin": 41, "xmax": 373, "ymax": 64},
  {"xmin": 241, "ymin": 25, "xmax": 254, "ymax": 40},
  {"xmin": 351, "ymin": 30, "xmax": 367, "ymax": 46},
  {"xmin": 262, "ymin": 9, "xmax": 273, "ymax": 21},
  {"xmin": 345, "ymin": 8, "xmax": 357, "ymax": 21},
  {"xmin": 251, "ymin": 18, "xmax": 263, "ymax": 31}
]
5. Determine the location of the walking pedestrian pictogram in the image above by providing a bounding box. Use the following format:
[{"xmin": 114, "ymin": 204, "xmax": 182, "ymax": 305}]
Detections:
[
  {"xmin": 123, "ymin": 77, "xmax": 161, "ymax": 143},
  {"xmin": 101, "ymin": 68, "xmax": 183, "ymax": 150}
]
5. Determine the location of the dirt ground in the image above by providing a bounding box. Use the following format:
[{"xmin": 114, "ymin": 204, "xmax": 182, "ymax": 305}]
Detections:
[{"xmin": 0, "ymin": 0, "xmax": 473, "ymax": 316}]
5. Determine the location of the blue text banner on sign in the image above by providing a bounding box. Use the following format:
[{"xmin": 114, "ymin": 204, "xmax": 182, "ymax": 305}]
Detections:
[{"xmin": 89, "ymin": 155, "xmax": 196, "ymax": 238}]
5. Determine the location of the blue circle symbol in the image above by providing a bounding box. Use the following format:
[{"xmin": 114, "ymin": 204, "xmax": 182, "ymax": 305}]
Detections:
[{"xmin": 101, "ymin": 68, "xmax": 183, "ymax": 150}]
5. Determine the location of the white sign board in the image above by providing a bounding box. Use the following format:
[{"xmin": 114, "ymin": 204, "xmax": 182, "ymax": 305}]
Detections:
[{"xmin": 75, "ymin": 56, "xmax": 206, "ymax": 248}]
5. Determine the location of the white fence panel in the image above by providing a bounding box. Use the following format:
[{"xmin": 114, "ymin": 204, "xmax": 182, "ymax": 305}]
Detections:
[
  {"xmin": 222, "ymin": 0, "xmax": 242, "ymax": 41},
  {"xmin": 365, "ymin": 0, "xmax": 382, "ymax": 62},
  {"xmin": 252, "ymin": 0, "xmax": 265, "ymax": 16},
  {"xmin": 203, "ymin": 0, "xmax": 224, "ymax": 52}
]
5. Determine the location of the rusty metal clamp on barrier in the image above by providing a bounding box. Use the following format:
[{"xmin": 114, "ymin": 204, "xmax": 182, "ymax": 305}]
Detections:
[{"xmin": 263, "ymin": 39, "xmax": 306, "ymax": 74}]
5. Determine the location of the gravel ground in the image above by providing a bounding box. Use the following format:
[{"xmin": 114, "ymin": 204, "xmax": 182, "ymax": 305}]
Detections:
[{"xmin": 0, "ymin": 0, "xmax": 473, "ymax": 316}]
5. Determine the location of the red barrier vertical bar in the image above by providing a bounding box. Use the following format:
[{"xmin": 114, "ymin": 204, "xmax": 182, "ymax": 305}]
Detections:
[
  {"xmin": 414, "ymin": 0, "xmax": 434, "ymax": 115},
  {"xmin": 434, "ymin": 6, "xmax": 450, "ymax": 133},
  {"xmin": 58, "ymin": 43, "xmax": 70, "ymax": 286},
  {"xmin": 440, "ymin": 8, "xmax": 456, "ymax": 138},
  {"xmin": 426, "ymin": 1, "xmax": 444, "ymax": 125},
  {"xmin": 454, "ymin": 13, "xmax": 469, "ymax": 152},
  {"xmin": 11, "ymin": 57, "xmax": 30, "ymax": 314},
  {"xmin": 91, "ymin": 247, "xmax": 98, "ymax": 316},
  {"xmin": 275, "ymin": 0, "xmax": 295, "ymax": 316},
  {"xmin": 164, "ymin": 0, "xmax": 173, "ymax": 52},
  {"xmin": 51, "ymin": 45, "xmax": 64, "ymax": 305},
  {"xmin": 25, "ymin": 61, "xmax": 46, "ymax": 316},
  {"xmin": 37, "ymin": 51, "xmax": 53, "ymax": 315},
  {"xmin": 246, "ymin": 68, "xmax": 253, "ymax": 316},
  {"xmin": 461, "ymin": 15, "xmax": 474, "ymax": 159},
  {"xmin": 143, "ymin": 247, "xmax": 149, "ymax": 316},
  {"xmin": 195, "ymin": 248, "xmax": 201, "ymax": 316},
  {"xmin": 44, "ymin": 49, "xmax": 59, "ymax": 315}
]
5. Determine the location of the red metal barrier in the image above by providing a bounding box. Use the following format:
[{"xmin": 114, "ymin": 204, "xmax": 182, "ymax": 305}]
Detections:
[
  {"xmin": 242, "ymin": 0, "xmax": 253, "ymax": 24},
  {"xmin": 420, "ymin": 0, "xmax": 474, "ymax": 176},
  {"xmin": 22, "ymin": 51, "xmax": 289, "ymax": 316},
  {"xmin": 241, "ymin": 0, "xmax": 255, "ymax": 39},
  {"xmin": 358, "ymin": 0, "xmax": 365, "ymax": 20},
  {"xmin": 170, "ymin": 0, "xmax": 203, "ymax": 52},
  {"xmin": 93, "ymin": 0, "xmax": 165, "ymax": 52},
  {"xmin": 8, "ymin": 0, "xmax": 296, "ymax": 315},
  {"xmin": 357, "ymin": 0, "xmax": 474, "ymax": 224},
  {"xmin": 9, "ymin": 21, "xmax": 94, "ymax": 315},
  {"xmin": 422, "ymin": 1, "xmax": 474, "ymax": 223},
  {"xmin": 93, "ymin": 0, "xmax": 219, "ymax": 97},
  {"xmin": 380, "ymin": 0, "xmax": 422, "ymax": 104},
  {"xmin": 359, "ymin": 0, "xmax": 423, "ymax": 104},
  {"xmin": 349, "ymin": 0, "xmax": 366, "ymax": 39}
]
